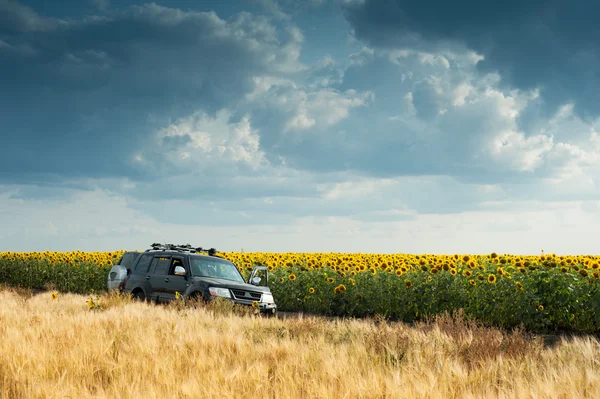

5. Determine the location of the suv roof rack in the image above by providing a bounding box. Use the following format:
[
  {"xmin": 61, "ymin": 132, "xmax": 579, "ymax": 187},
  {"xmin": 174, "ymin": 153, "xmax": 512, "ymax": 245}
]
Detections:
[{"xmin": 147, "ymin": 243, "xmax": 218, "ymax": 256}]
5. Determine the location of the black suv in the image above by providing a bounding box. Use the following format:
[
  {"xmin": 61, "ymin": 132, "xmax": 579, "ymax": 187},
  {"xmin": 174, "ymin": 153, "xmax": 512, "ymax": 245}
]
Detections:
[{"xmin": 109, "ymin": 244, "xmax": 277, "ymax": 315}]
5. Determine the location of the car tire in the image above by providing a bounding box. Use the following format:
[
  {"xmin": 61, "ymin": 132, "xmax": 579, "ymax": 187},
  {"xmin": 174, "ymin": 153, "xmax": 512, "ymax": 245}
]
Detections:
[
  {"xmin": 132, "ymin": 290, "xmax": 146, "ymax": 302},
  {"xmin": 186, "ymin": 293, "xmax": 203, "ymax": 308}
]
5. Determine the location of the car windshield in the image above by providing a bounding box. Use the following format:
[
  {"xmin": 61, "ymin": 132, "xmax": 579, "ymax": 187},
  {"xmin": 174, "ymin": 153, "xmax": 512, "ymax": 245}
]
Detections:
[{"xmin": 189, "ymin": 256, "xmax": 245, "ymax": 283}]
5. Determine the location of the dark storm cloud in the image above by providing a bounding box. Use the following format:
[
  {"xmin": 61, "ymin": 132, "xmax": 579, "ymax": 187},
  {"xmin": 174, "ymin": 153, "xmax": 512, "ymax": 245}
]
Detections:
[
  {"xmin": 342, "ymin": 0, "xmax": 600, "ymax": 119},
  {"xmin": 0, "ymin": 1, "xmax": 302, "ymax": 182}
]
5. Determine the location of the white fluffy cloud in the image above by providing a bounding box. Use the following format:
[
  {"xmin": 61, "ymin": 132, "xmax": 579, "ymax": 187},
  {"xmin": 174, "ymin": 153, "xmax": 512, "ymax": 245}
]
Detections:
[{"xmin": 156, "ymin": 109, "xmax": 268, "ymax": 170}]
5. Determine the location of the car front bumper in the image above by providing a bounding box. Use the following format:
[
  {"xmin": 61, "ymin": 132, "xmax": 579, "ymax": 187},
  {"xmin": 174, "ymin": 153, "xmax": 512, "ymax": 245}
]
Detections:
[
  {"xmin": 230, "ymin": 298, "xmax": 277, "ymax": 314},
  {"xmin": 258, "ymin": 302, "xmax": 277, "ymax": 314}
]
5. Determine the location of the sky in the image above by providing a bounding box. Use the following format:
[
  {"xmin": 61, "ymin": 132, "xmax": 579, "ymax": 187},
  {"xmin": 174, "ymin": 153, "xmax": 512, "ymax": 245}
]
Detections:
[{"xmin": 1, "ymin": 0, "xmax": 600, "ymax": 254}]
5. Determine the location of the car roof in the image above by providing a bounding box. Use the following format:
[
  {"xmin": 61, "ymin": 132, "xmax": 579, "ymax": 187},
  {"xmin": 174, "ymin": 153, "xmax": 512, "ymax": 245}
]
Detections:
[
  {"xmin": 144, "ymin": 250, "xmax": 228, "ymax": 261},
  {"xmin": 139, "ymin": 244, "xmax": 227, "ymax": 261}
]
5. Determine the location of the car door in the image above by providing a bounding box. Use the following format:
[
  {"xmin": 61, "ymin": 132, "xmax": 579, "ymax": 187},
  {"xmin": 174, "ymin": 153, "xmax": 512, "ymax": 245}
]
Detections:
[
  {"xmin": 124, "ymin": 253, "xmax": 155, "ymax": 296},
  {"xmin": 149, "ymin": 256, "xmax": 172, "ymax": 303},
  {"xmin": 162, "ymin": 256, "xmax": 189, "ymax": 301}
]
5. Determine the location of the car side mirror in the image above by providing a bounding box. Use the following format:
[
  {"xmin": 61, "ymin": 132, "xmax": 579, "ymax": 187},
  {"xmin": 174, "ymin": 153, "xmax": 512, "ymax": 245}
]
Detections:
[
  {"xmin": 174, "ymin": 266, "xmax": 186, "ymax": 276},
  {"xmin": 251, "ymin": 276, "xmax": 261, "ymax": 285}
]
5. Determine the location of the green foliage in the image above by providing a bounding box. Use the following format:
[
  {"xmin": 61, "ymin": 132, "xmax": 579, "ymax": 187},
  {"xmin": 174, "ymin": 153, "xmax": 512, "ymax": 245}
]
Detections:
[{"xmin": 0, "ymin": 257, "xmax": 109, "ymax": 294}]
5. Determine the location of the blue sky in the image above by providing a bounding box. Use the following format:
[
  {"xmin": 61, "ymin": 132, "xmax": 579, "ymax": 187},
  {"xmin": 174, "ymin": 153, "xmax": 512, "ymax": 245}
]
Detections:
[{"xmin": 1, "ymin": 0, "xmax": 600, "ymax": 254}]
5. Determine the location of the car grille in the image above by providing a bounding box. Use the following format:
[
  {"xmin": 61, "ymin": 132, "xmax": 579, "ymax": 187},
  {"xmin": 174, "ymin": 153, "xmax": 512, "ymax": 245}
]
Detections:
[{"xmin": 231, "ymin": 290, "xmax": 262, "ymax": 301}]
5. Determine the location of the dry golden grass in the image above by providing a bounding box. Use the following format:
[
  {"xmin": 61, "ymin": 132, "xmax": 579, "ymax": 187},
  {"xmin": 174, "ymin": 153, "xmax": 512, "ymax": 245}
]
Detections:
[{"xmin": 1, "ymin": 287, "xmax": 600, "ymax": 399}]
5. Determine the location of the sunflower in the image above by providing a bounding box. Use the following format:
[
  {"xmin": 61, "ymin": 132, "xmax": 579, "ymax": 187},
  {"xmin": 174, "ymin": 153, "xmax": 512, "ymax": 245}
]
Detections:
[
  {"xmin": 334, "ymin": 284, "xmax": 347, "ymax": 294},
  {"xmin": 538, "ymin": 305, "xmax": 544, "ymax": 311},
  {"xmin": 469, "ymin": 280, "xmax": 476, "ymax": 286},
  {"xmin": 308, "ymin": 287, "xmax": 315, "ymax": 294},
  {"xmin": 404, "ymin": 280, "xmax": 412, "ymax": 288},
  {"xmin": 395, "ymin": 269, "xmax": 403, "ymax": 277},
  {"xmin": 515, "ymin": 282, "xmax": 524, "ymax": 291},
  {"xmin": 488, "ymin": 274, "xmax": 497, "ymax": 284},
  {"xmin": 279, "ymin": 277, "xmax": 285, "ymax": 283},
  {"xmin": 579, "ymin": 269, "xmax": 589, "ymax": 277},
  {"xmin": 51, "ymin": 291, "xmax": 58, "ymax": 301},
  {"xmin": 462, "ymin": 255, "xmax": 470, "ymax": 262},
  {"xmin": 463, "ymin": 270, "xmax": 473, "ymax": 277},
  {"xmin": 450, "ymin": 268, "xmax": 457, "ymax": 276},
  {"xmin": 327, "ymin": 277, "xmax": 335, "ymax": 283}
]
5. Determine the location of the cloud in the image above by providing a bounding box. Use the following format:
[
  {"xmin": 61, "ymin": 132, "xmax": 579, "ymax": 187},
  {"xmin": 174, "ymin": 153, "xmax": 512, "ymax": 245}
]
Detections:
[
  {"xmin": 342, "ymin": 0, "xmax": 600, "ymax": 119},
  {"xmin": 0, "ymin": 2, "xmax": 305, "ymax": 183},
  {"xmin": 251, "ymin": 0, "xmax": 290, "ymax": 20},
  {"xmin": 243, "ymin": 46, "xmax": 600, "ymax": 186},
  {"xmin": 0, "ymin": 0, "xmax": 56, "ymax": 33},
  {"xmin": 3, "ymin": 185, "xmax": 600, "ymax": 254},
  {"xmin": 239, "ymin": 47, "xmax": 543, "ymax": 180},
  {"xmin": 91, "ymin": 0, "xmax": 109, "ymax": 11}
]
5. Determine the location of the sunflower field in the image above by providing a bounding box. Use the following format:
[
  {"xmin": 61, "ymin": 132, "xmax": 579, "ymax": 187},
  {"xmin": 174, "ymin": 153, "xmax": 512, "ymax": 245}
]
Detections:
[{"xmin": 2, "ymin": 250, "xmax": 600, "ymax": 332}]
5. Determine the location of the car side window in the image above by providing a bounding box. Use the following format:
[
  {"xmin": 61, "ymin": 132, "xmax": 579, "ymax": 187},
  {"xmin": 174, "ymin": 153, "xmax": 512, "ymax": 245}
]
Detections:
[
  {"xmin": 153, "ymin": 257, "xmax": 171, "ymax": 275},
  {"xmin": 121, "ymin": 252, "xmax": 140, "ymax": 268},
  {"xmin": 135, "ymin": 254, "xmax": 153, "ymax": 272},
  {"xmin": 147, "ymin": 257, "xmax": 159, "ymax": 274}
]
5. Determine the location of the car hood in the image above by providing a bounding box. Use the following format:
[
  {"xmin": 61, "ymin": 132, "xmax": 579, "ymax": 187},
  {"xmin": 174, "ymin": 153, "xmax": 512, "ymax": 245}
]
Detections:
[{"xmin": 192, "ymin": 277, "xmax": 271, "ymax": 293}]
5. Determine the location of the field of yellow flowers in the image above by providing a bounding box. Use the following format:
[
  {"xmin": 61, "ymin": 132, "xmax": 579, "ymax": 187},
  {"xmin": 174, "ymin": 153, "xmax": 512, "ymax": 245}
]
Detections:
[{"xmin": 2, "ymin": 250, "xmax": 600, "ymax": 332}]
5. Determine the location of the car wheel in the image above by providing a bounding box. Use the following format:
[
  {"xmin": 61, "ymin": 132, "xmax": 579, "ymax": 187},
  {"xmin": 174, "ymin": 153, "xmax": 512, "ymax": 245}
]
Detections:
[
  {"xmin": 186, "ymin": 293, "xmax": 203, "ymax": 308},
  {"xmin": 132, "ymin": 290, "xmax": 146, "ymax": 302}
]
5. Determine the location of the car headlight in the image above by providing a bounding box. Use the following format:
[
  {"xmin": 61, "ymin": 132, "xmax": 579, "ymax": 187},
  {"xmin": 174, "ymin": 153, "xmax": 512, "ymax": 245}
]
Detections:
[
  {"xmin": 260, "ymin": 293, "xmax": 274, "ymax": 303},
  {"xmin": 208, "ymin": 287, "xmax": 231, "ymax": 298}
]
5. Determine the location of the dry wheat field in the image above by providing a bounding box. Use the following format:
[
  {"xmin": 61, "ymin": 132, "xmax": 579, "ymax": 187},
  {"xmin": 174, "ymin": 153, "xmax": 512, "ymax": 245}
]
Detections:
[{"xmin": 1, "ymin": 287, "xmax": 599, "ymax": 399}]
